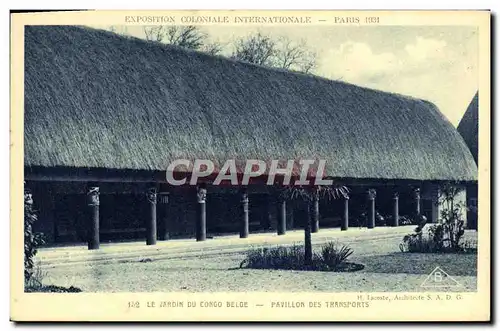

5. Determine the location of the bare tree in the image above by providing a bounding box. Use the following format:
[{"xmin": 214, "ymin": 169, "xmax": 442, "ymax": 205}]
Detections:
[
  {"xmin": 231, "ymin": 33, "xmax": 317, "ymax": 74},
  {"xmin": 165, "ymin": 26, "xmax": 206, "ymax": 49},
  {"xmin": 276, "ymin": 37, "xmax": 305, "ymax": 69},
  {"xmin": 143, "ymin": 26, "xmax": 166, "ymax": 42},
  {"xmin": 277, "ymin": 37, "xmax": 318, "ymax": 73},
  {"xmin": 231, "ymin": 32, "xmax": 277, "ymax": 66},
  {"xmin": 299, "ymin": 51, "xmax": 317, "ymax": 74},
  {"xmin": 143, "ymin": 26, "xmax": 222, "ymax": 55},
  {"xmin": 201, "ymin": 41, "xmax": 224, "ymax": 56},
  {"xmin": 108, "ymin": 26, "xmax": 129, "ymax": 36}
]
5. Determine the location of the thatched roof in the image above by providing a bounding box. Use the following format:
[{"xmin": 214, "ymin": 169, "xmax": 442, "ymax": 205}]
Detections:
[
  {"xmin": 24, "ymin": 26, "xmax": 477, "ymax": 181},
  {"xmin": 457, "ymin": 92, "xmax": 478, "ymax": 164}
]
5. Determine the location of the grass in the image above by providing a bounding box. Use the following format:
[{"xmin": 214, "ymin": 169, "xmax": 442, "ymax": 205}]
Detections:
[{"xmin": 24, "ymin": 262, "xmax": 82, "ymax": 293}]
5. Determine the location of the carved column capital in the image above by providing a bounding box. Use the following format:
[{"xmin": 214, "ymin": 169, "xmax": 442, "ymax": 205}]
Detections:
[
  {"xmin": 197, "ymin": 187, "xmax": 207, "ymax": 204},
  {"xmin": 367, "ymin": 188, "xmax": 377, "ymax": 200},
  {"xmin": 241, "ymin": 190, "xmax": 249, "ymax": 204},
  {"xmin": 87, "ymin": 186, "xmax": 100, "ymax": 206},
  {"xmin": 146, "ymin": 187, "xmax": 157, "ymax": 204},
  {"xmin": 413, "ymin": 187, "xmax": 421, "ymax": 199},
  {"xmin": 393, "ymin": 192, "xmax": 399, "ymax": 199}
]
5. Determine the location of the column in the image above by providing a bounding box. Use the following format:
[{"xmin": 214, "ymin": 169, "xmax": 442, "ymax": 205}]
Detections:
[
  {"xmin": 196, "ymin": 186, "xmax": 207, "ymax": 241},
  {"xmin": 240, "ymin": 188, "xmax": 249, "ymax": 238},
  {"xmin": 304, "ymin": 199, "xmax": 313, "ymax": 265},
  {"xmin": 341, "ymin": 196, "xmax": 349, "ymax": 231},
  {"xmin": 146, "ymin": 187, "xmax": 157, "ymax": 245},
  {"xmin": 277, "ymin": 197, "xmax": 286, "ymax": 235},
  {"xmin": 392, "ymin": 192, "xmax": 399, "ymax": 227},
  {"xmin": 367, "ymin": 188, "xmax": 376, "ymax": 229},
  {"xmin": 414, "ymin": 188, "xmax": 421, "ymax": 216},
  {"xmin": 86, "ymin": 185, "xmax": 100, "ymax": 250},
  {"xmin": 311, "ymin": 193, "xmax": 320, "ymax": 233},
  {"xmin": 430, "ymin": 185, "xmax": 439, "ymax": 223},
  {"xmin": 158, "ymin": 188, "xmax": 170, "ymax": 241}
]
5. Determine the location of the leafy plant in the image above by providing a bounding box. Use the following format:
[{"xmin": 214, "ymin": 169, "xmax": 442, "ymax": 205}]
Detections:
[
  {"xmin": 280, "ymin": 185, "xmax": 349, "ymax": 202},
  {"xmin": 320, "ymin": 242, "xmax": 353, "ymax": 271},
  {"xmin": 24, "ymin": 261, "xmax": 46, "ymax": 289},
  {"xmin": 25, "ymin": 285, "xmax": 82, "ymax": 293},
  {"xmin": 399, "ymin": 215, "xmax": 416, "ymax": 226},
  {"xmin": 437, "ymin": 183, "xmax": 466, "ymax": 251},
  {"xmin": 400, "ymin": 182, "xmax": 469, "ymax": 254},
  {"xmin": 24, "ymin": 188, "xmax": 45, "ymax": 283},
  {"xmin": 384, "ymin": 214, "xmax": 415, "ymax": 226},
  {"xmin": 240, "ymin": 242, "xmax": 360, "ymax": 272}
]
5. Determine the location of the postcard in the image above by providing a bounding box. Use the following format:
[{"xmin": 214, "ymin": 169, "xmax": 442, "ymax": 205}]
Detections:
[{"xmin": 10, "ymin": 9, "xmax": 490, "ymax": 322}]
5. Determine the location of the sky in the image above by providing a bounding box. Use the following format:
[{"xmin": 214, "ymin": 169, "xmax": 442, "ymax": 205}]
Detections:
[{"xmin": 99, "ymin": 25, "xmax": 478, "ymax": 127}]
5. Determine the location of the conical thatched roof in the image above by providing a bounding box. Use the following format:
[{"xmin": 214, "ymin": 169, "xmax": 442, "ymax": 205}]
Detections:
[
  {"xmin": 457, "ymin": 92, "xmax": 478, "ymax": 164},
  {"xmin": 24, "ymin": 26, "xmax": 477, "ymax": 181}
]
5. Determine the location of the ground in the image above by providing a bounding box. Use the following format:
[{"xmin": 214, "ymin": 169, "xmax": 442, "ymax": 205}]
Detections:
[{"xmin": 35, "ymin": 226, "xmax": 477, "ymax": 292}]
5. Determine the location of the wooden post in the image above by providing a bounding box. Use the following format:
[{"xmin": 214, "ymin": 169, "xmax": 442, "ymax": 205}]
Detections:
[
  {"xmin": 393, "ymin": 192, "xmax": 399, "ymax": 227},
  {"xmin": 196, "ymin": 186, "xmax": 207, "ymax": 241},
  {"xmin": 277, "ymin": 197, "xmax": 286, "ymax": 235},
  {"xmin": 146, "ymin": 187, "xmax": 157, "ymax": 245},
  {"xmin": 158, "ymin": 189, "xmax": 169, "ymax": 241},
  {"xmin": 311, "ymin": 192, "xmax": 320, "ymax": 233},
  {"xmin": 367, "ymin": 189, "xmax": 376, "ymax": 229},
  {"xmin": 86, "ymin": 186, "xmax": 100, "ymax": 250},
  {"xmin": 431, "ymin": 186, "xmax": 439, "ymax": 223},
  {"xmin": 414, "ymin": 188, "xmax": 421, "ymax": 216},
  {"xmin": 240, "ymin": 188, "xmax": 249, "ymax": 238},
  {"xmin": 304, "ymin": 200, "xmax": 313, "ymax": 265},
  {"xmin": 341, "ymin": 196, "xmax": 349, "ymax": 231}
]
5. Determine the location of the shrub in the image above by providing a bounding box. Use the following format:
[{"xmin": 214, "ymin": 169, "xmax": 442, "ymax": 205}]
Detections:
[
  {"xmin": 400, "ymin": 233, "xmax": 439, "ymax": 253},
  {"xmin": 320, "ymin": 242, "xmax": 353, "ymax": 271},
  {"xmin": 460, "ymin": 239, "xmax": 478, "ymax": 254},
  {"xmin": 25, "ymin": 285, "xmax": 82, "ymax": 293},
  {"xmin": 24, "ymin": 261, "xmax": 46, "ymax": 289},
  {"xmin": 354, "ymin": 211, "xmax": 386, "ymax": 227},
  {"xmin": 399, "ymin": 215, "xmax": 415, "ymax": 226},
  {"xmin": 384, "ymin": 214, "xmax": 415, "ymax": 226},
  {"xmin": 24, "ymin": 188, "xmax": 45, "ymax": 283},
  {"xmin": 436, "ymin": 184, "xmax": 466, "ymax": 251},
  {"xmin": 240, "ymin": 242, "xmax": 361, "ymax": 272},
  {"xmin": 240, "ymin": 244, "xmax": 305, "ymax": 270},
  {"xmin": 400, "ymin": 183, "xmax": 470, "ymax": 254}
]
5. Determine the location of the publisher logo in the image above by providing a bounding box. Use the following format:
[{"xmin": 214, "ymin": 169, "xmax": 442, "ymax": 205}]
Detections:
[{"xmin": 420, "ymin": 266, "xmax": 460, "ymax": 288}]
